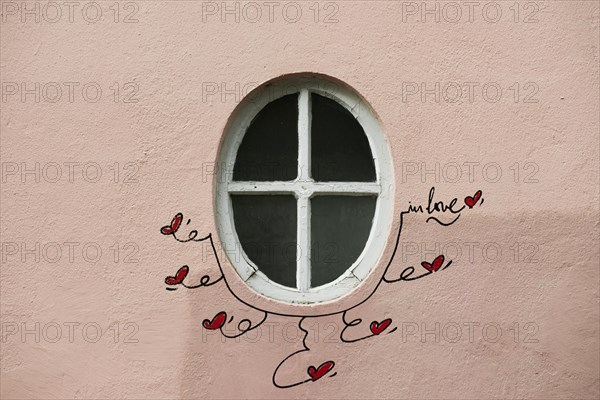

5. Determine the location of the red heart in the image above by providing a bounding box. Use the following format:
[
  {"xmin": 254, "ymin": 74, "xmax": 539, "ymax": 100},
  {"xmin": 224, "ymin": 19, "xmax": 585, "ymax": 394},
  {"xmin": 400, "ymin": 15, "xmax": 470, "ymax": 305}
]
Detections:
[
  {"xmin": 307, "ymin": 361, "xmax": 335, "ymax": 382},
  {"xmin": 464, "ymin": 190, "xmax": 482, "ymax": 208},
  {"xmin": 421, "ymin": 255, "xmax": 445, "ymax": 272},
  {"xmin": 203, "ymin": 312, "xmax": 227, "ymax": 330},
  {"xmin": 161, "ymin": 213, "xmax": 183, "ymax": 235},
  {"xmin": 165, "ymin": 266, "xmax": 189, "ymax": 285},
  {"xmin": 370, "ymin": 318, "xmax": 392, "ymax": 335}
]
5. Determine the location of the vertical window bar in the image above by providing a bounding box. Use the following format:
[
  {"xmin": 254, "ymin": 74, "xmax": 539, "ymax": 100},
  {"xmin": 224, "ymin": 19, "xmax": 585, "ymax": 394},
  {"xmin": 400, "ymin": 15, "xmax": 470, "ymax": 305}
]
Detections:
[
  {"xmin": 297, "ymin": 89, "xmax": 312, "ymax": 291},
  {"xmin": 298, "ymin": 89, "xmax": 311, "ymax": 181}
]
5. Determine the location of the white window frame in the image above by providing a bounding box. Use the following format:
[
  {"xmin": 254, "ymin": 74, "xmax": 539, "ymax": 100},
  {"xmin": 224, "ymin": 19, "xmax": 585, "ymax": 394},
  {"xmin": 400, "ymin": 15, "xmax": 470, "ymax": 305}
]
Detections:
[{"xmin": 215, "ymin": 75, "xmax": 394, "ymax": 304}]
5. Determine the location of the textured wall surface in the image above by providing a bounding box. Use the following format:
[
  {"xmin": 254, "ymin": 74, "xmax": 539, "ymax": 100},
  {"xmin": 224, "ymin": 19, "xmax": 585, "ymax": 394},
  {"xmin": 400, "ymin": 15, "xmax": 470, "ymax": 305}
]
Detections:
[{"xmin": 1, "ymin": 1, "xmax": 599, "ymax": 398}]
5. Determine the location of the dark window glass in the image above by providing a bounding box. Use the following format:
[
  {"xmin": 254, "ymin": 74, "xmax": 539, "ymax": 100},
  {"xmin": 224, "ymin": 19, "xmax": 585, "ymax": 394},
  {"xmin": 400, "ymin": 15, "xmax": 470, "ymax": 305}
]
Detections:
[
  {"xmin": 311, "ymin": 93, "xmax": 376, "ymax": 182},
  {"xmin": 231, "ymin": 195, "xmax": 297, "ymax": 287},
  {"xmin": 233, "ymin": 94, "xmax": 298, "ymax": 181},
  {"xmin": 310, "ymin": 195, "xmax": 377, "ymax": 287}
]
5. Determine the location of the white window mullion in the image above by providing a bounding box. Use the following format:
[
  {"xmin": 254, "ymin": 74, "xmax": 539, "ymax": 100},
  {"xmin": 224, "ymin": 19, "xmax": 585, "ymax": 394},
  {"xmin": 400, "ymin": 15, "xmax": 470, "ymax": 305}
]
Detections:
[
  {"xmin": 296, "ymin": 195, "xmax": 311, "ymax": 291},
  {"xmin": 228, "ymin": 181, "xmax": 297, "ymax": 194},
  {"xmin": 310, "ymin": 181, "xmax": 380, "ymax": 195},
  {"xmin": 298, "ymin": 89, "xmax": 311, "ymax": 181},
  {"xmin": 296, "ymin": 89, "xmax": 312, "ymax": 291}
]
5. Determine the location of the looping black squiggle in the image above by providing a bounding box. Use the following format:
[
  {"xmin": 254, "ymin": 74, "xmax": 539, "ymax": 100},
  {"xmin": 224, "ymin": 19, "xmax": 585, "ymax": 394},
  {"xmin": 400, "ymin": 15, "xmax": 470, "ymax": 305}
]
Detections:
[
  {"xmin": 339, "ymin": 311, "xmax": 396, "ymax": 343},
  {"xmin": 163, "ymin": 265, "xmax": 224, "ymax": 291},
  {"xmin": 272, "ymin": 317, "xmax": 312, "ymax": 388},
  {"xmin": 219, "ymin": 311, "xmax": 268, "ymax": 339},
  {"xmin": 182, "ymin": 274, "xmax": 224, "ymax": 289},
  {"xmin": 174, "ymin": 230, "xmax": 211, "ymax": 243},
  {"xmin": 340, "ymin": 312, "xmax": 369, "ymax": 343},
  {"xmin": 382, "ymin": 260, "xmax": 453, "ymax": 284},
  {"xmin": 426, "ymin": 214, "xmax": 460, "ymax": 226},
  {"xmin": 271, "ymin": 317, "xmax": 338, "ymax": 387}
]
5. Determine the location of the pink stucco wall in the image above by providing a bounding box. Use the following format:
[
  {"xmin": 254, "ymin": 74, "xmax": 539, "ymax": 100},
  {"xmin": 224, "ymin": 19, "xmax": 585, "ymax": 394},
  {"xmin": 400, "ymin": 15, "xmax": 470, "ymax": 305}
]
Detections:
[{"xmin": 1, "ymin": 1, "xmax": 598, "ymax": 398}]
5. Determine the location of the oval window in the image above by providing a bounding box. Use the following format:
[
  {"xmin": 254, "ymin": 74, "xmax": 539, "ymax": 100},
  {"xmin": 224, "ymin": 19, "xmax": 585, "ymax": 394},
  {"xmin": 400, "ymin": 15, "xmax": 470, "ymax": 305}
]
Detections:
[{"xmin": 215, "ymin": 75, "xmax": 393, "ymax": 304}]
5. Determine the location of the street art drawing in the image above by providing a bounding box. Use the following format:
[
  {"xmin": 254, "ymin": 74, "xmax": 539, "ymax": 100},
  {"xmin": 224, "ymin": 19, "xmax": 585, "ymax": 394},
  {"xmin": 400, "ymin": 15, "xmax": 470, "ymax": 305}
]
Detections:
[{"xmin": 161, "ymin": 187, "xmax": 484, "ymax": 388}]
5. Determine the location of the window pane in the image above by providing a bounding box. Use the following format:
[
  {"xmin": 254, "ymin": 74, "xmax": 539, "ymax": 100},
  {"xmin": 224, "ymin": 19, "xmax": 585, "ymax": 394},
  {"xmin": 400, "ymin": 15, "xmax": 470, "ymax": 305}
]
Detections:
[
  {"xmin": 231, "ymin": 195, "xmax": 297, "ymax": 288},
  {"xmin": 310, "ymin": 196, "xmax": 377, "ymax": 287},
  {"xmin": 233, "ymin": 94, "xmax": 298, "ymax": 181},
  {"xmin": 311, "ymin": 93, "xmax": 376, "ymax": 182}
]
